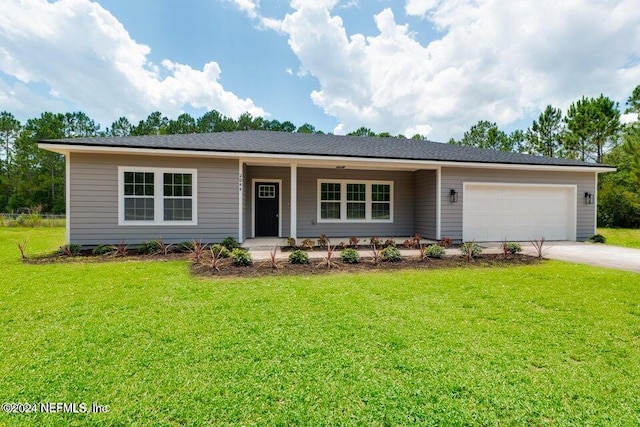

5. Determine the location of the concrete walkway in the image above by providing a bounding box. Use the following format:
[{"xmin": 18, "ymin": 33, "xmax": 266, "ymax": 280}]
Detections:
[{"xmin": 520, "ymin": 241, "xmax": 640, "ymax": 273}]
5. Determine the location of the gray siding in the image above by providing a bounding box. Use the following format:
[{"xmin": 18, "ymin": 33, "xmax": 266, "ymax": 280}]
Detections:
[
  {"xmin": 245, "ymin": 166, "xmax": 291, "ymax": 237},
  {"xmin": 242, "ymin": 162, "xmax": 249, "ymax": 241},
  {"xmin": 440, "ymin": 167, "xmax": 596, "ymax": 241},
  {"xmin": 297, "ymin": 168, "xmax": 415, "ymax": 238},
  {"xmin": 69, "ymin": 153, "xmax": 239, "ymax": 245},
  {"xmin": 414, "ymin": 170, "xmax": 437, "ymax": 239}
]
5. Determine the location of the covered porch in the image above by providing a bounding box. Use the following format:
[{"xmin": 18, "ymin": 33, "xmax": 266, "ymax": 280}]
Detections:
[{"xmin": 238, "ymin": 158, "xmax": 441, "ymax": 243}]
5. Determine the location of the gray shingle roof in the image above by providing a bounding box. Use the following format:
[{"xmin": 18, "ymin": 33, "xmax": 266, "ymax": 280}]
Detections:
[{"xmin": 40, "ymin": 130, "xmax": 607, "ymax": 168}]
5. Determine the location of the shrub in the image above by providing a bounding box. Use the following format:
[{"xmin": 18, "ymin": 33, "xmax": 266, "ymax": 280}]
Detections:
[
  {"xmin": 231, "ymin": 248, "xmax": 252, "ymax": 266},
  {"xmin": 589, "ymin": 234, "xmax": 606, "ymax": 243},
  {"xmin": 210, "ymin": 244, "xmax": 230, "ymax": 258},
  {"xmin": 439, "ymin": 237, "xmax": 453, "ymax": 248},
  {"xmin": 349, "ymin": 236, "xmax": 360, "ymax": 247},
  {"xmin": 286, "ymin": 237, "xmax": 296, "ymax": 248},
  {"xmin": 92, "ymin": 244, "xmax": 113, "ymax": 256},
  {"xmin": 262, "ymin": 246, "xmax": 282, "ymax": 270},
  {"xmin": 300, "ymin": 239, "xmax": 315, "ymax": 250},
  {"xmin": 402, "ymin": 239, "xmax": 417, "ymax": 249},
  {"xmin": 369, "ymin": 236, "xmax": 381, "ymax": 246},
  {"xmin": 340, "ymin": 248, "xmax": 360, "ymax": 264},
  {"xmin": 530, "ymin": 237, "xmax": 547, "ymax": 259},
  {"xmin": 289, "ymin": 249, "xmax": 309, "ymax": 264},
  {"xmin": 381, "ymin": 245, "xmax": 402, "ymax": 262},
  {"xmin": 506, "ymin": 242, "xmax": 522, "ymax": 254},
  {"xmin": 139, "ymin": 240, "xmax": 161, "ymax": 255},
  {"xmin": 460, "ymin": 241, "xmax": 482, "ymax": 261},
  {"xmin": 383, "ymin": 238, "xmax": 396, "ymax": 248},
  {"xmin": 370, "ymin": 244, "xmax": 381, "ymax": 265},
  {"xmin": 177, "ymin": 241, "xmax": 194, "ymax": 252},
  {"xmin": 60, "ymin": 243, "xmax": 82, "ymax": 257},
  {"xmin": 16, "ymin": 238, "xmax": 29, "ymax": 259},
  {"xmin": 425, "ymin": 244, "xmax": 446, "ymax": 259},
  {"xmin": 221, "ymin": 236, "xmax": 240, "ymax": 251},
  {"xmin": 114, "ymin": 240, "xmax": 129, "ymax": 257},
  {"xmin": 189, "ymin": 239, "xmax": 208, "ymax": 264},
  {"xmin": 317, "ymin": 234, "xmax": 329, "ymax": 249}
]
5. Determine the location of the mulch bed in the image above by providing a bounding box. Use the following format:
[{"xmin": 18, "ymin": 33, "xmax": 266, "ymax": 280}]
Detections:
[{"xmin": 191, "ymin": 254, "xmax": 541, "ymax": 278}]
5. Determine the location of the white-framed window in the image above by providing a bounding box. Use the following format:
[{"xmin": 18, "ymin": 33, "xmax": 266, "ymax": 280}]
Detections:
[
  {"xmin": 118, "ymin": 167, "xmax": 197, "ymax": 226},
  {"xmin": 258, "ymin": 184, "xmax": 276, "ymax": 199},
  {"xmin": 317, "ymin": 180, "xmax": 393, "ymax": 223}
]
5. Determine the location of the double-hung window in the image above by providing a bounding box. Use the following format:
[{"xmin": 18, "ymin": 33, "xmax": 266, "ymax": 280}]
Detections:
[
  {"xmin": 318, "ymin": 180, "xmax": 393, "ymax": 222},
  {"xmin": 119, "ymin": 167, "xmax": 197, "ymax": 225}
]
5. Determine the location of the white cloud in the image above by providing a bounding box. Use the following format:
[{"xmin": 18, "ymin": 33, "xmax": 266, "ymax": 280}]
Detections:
[
  {"xmin": 405, "ymin": 0, "xmax": 439, "ymax": 17},
  {"xmin": 0, "ymin": 0, "xmax": 265, "ymax": 124},
  {"xmin": 257, "ymin": 0, "xmax": 640, "ymax": 140},
  {"xmin": 226, "ymin": 0, "xmax": 260, "ymax": 19}
]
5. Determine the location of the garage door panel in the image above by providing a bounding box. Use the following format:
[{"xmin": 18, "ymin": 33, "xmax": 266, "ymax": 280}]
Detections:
[{"xmin": 463, "ymin": 184, "xmax": 576, "ymax": 242}]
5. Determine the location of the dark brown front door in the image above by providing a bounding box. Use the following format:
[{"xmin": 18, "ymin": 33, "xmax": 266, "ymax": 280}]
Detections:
[{"xmin": 255, "ymin": 182, "xmax": 279, "ymax": 236}]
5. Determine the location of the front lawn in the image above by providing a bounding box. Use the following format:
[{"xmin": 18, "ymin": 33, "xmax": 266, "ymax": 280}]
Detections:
[
  {"xmin": 1, "ymin": 228, "xmax": 639, "ymax": 426},
  {"xmin": 598, "ymin": 227, "xmax": 640, "ymax": 249}
]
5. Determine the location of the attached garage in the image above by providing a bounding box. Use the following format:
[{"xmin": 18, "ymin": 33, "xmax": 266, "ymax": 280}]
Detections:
[{"xmin": 462, "ymin": 183, "xmax": 577, "ymax": 242}]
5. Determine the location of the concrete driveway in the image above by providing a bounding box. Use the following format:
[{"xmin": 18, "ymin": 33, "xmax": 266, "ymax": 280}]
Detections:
[{"xmin": 521, "ymin": 242, "xmax": 640, "ymax": 273}]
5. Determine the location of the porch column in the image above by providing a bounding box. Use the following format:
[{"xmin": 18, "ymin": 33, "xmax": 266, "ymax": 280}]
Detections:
[
  {"xmin": 238, "ymin": 159, "xmax": 243, "ymax": 242},
  {"xmin": 290, "ymin": 163, "xmax": 297, "ymax": 240}
]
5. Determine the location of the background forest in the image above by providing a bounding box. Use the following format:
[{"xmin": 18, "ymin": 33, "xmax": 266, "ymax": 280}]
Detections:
[{"xmin": 1, "ymin": 85, "xmax": 639, "ymax": 228}]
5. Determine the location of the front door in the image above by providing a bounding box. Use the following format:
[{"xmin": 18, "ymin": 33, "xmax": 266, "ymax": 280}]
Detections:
[{"xmin": 255, "ymin": 182, "xmax": 279, "ymax": 236}]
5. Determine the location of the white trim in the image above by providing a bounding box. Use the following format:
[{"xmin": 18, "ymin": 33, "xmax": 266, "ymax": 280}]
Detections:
[
  {"xmin": 39, "ymin": 143, "xmax": 616, "ymax": 173},
  {"xmin": 65, "ymin": 152, "xmax": 71, "ymax": 244},
  {"xmin": 251, "ymin": 178, "xmax": 282, "ymax": 238},
  {"xmin": 290, "ymin": 163, "xmax": 297, "ymax": 240},
  {"xmin": 462, "ymin": 182, "xmax": 577, "ymax": 241},
  {"xmin": 436, "ymin": 166, "xmax": 441, "ymax": 240},
  {"xmin": 117, "ymin": 166, "xmax": 198, "ymax": 226},
  {"xmin": 316, "ymin": 179, "xmax": 394, "ymax": 223},
  {"xmin": 238, "ymin": 160, "xmax": 243, "ymax": 242}
]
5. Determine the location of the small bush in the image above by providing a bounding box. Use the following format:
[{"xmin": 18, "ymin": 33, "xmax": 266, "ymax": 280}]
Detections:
[
  {"xmin": 286, "ymin": 237, "xmax": 296, "ymax": 248},
  {"xmin": 402, "ymin": 239, "xmax": 417, "ymax": 249},
  {"xmin": 92, "ymin": 244, "xmax": 113, "ymax": 256},
  {"xmin": 340, "ymin": 248, "xmax": 360, "ymax": 264},
  {"xmin": 300, "ymin": 239, "xmax": 315, "ymax": 250},
  {"xmin": 289, "ymin": 249, "xmax": 309, "ymax": 264},
  {"xmin": 588, "ymin": 234, "xmax": 606, "ymax": 243},
  {"xmin": 369, "ymin": 236, "xmax": 381, "ymax": 246},
  {"xmin": 506, "ymin": 242, "xmax": 522, "ymax": 254},
  {"xmin": 383, "ymin": 238, "xmax": 396, "ymax": 248},
  {"xmin": 381, "ymin": 245, "xmax": 402, "ymax": 262},
  {"xmin": 221, "ymin": 237, "xmax": 240, "ymax": 251},
  {"xmin": 349, "ymin": 236, "xmax": 360, "ymax": 247},
  {"xmin": 460, "ymin": 241, "xmax": 482, "ymax": 261},
  {"xmin": 439, "ymin": 237, "xmax": 453, "ymax": 248},
  {"xmin": 317, "ymin": 234, "xmax": 329, "ymax": 249},
  {"xmin": 425, "ymin": 244, "xmax": 446, "ymax": 259},
  {"xmin": 60, "ymin": 243, "xmax": 82, "ymax": 257},
  {"xmin": 139, "ymin": 240, "xmax": 161, "ymax": 255},
  {"xmin": 177, "ymin": 241, "xmax": 194, "ymax": 253},
  {"xmin": 210, "ymin": 244, "xmax": 230, "ymax": 258},
  {"xmin": 231, "ymin": 248, "xmax": 252, "ymax": 266}
]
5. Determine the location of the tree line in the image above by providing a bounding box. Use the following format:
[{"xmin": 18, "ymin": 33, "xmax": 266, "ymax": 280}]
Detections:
[{"xmin": 0, "ymin": 85, "xmax": 638, "ymax": 227}]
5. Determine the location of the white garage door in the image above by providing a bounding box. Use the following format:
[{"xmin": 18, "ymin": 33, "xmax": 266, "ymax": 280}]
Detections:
[{"xmin": 462, "ymin": 183, "xmax": 576, "ymax": 242}]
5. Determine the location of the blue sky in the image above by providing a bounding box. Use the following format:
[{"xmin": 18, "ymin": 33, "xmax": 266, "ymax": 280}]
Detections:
[{"xmin": 0, "ymin": 0, "xmax": 639, "ymax": 141}]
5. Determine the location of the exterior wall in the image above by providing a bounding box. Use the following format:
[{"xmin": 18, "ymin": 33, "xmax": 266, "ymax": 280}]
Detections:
[
  {"xmin": 69, "ymin": 153, "xmax": 239, "ymax": 245},
  {"xmin": 414, "ymin": 169, "xmax": 437, "ymax": 239},
  {"xmin": 297, "ymin": 168, "xmax": 415, "ymax": 238},
  {"xmin": 245, "ymin": 166, "xmax": 291, "ymax": 237},
  {"xmin": 440, "ymin": 167, "xmax": 596, "ymax": 241}
]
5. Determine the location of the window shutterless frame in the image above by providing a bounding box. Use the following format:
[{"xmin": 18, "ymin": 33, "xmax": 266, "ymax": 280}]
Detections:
[
  {"xmin": 317, "ymin": 179, "xmax": 393, "ymax": 223},
  {"xmin": 117, "ymin": 166, "xmax": 198, "ymax": 226}
]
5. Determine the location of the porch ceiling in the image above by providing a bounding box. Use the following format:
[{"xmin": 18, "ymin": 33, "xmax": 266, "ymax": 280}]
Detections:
[{"xmin": 242, "ymin": 157, "xmax": 438, "ymax": 171}]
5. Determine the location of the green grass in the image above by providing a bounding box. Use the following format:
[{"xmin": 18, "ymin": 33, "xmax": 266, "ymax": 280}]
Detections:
[
  {"xmin": 1, "ymin": 228, "xmax": 639, "ymax": 426},
  {"xmin": 597, "ymin": 227, "xmax": 640, "ymax": 249}
]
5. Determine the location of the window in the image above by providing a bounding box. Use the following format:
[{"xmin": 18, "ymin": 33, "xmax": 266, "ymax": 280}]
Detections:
[
  {"xmin": 317, "ymin": 180, "xmax": 393, "ymax": 222},
  {"xmin": 123, "ymin": 172, "xmax": 155, "ymax": 221},
  {"xmin": 119, "ymin": 167, "xmax": 197, "ymax": 225},
  {"xmin": 371, "ymin": 184, "xmax": 391, "ymax": 220},
  {"xmin": 320, "ymin": 182, "xmax": 341, "ymax": 219},
  {"xmin": 258, "ymin": 184, "xmax": 276, "ymax": 199}
]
